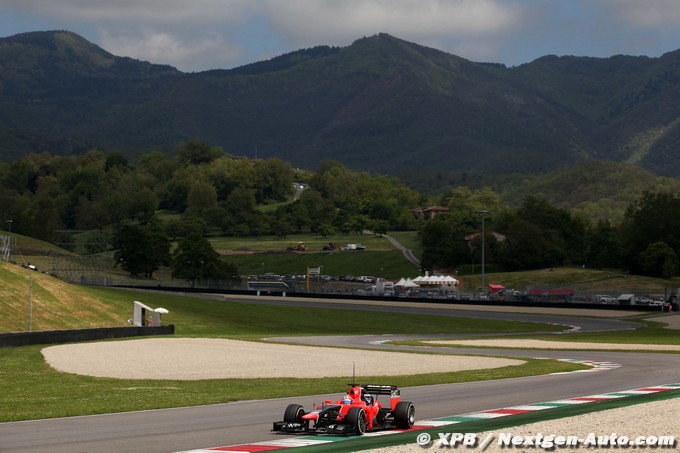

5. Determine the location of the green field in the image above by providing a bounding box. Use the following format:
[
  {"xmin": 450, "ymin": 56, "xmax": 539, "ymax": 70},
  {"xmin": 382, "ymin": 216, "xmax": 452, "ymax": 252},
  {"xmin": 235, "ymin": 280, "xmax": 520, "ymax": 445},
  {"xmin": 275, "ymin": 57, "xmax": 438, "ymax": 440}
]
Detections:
[
  {"xmin": 208, "ymin": 232, "xmax": 421, "ymax": 279},
  {"xmin": 223, "ymin": 249, "xmax": 418, "ymax": 279}
]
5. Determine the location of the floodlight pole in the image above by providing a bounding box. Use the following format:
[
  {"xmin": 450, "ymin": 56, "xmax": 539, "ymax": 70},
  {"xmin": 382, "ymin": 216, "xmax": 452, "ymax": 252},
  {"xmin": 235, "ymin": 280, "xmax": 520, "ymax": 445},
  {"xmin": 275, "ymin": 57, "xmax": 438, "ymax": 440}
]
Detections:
[
  {"xmin": 477, "ymin": 210, "xmax": 490, "ymax": 294},
  {"xmin": 28, "ymin": 265, "xmax": 35, "ymax": 331}
]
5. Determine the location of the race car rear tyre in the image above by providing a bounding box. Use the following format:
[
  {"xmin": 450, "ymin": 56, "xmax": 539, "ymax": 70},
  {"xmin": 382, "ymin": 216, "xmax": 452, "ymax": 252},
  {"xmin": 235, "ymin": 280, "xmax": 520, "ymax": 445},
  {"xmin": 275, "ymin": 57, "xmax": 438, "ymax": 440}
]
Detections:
[
  {"xmin": 394, "ymin": 401, "xmax": 415, "ymax": 429},
  {"xmin": 346, "ymin": 407, "xmax": 367, "ymax": 435},
  {"xmin": 283, "ymin": 404, "xmax": 305, "ymax": 424}
]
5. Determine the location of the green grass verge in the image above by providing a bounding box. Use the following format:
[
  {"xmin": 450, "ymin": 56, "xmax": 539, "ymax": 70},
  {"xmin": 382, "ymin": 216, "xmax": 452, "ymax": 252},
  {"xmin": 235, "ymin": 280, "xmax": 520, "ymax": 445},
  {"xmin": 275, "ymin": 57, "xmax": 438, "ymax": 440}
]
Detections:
[
  {"xmin": 0, "ymin": 346, "xmax": 584, "ymax": 422},
  {"xmin": 0, "ymin": 287, "xmax": 580, "ymax": 422},
  {"xmin": 80, "ymin": 287, "xmax": 567, "ymax": 337}
]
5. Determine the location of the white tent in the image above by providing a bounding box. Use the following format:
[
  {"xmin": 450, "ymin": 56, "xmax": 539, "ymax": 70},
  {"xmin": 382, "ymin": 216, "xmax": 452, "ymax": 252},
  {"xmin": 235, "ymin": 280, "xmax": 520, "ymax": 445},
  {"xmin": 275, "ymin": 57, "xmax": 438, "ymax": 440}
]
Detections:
[
  {"xmin": 403, "ymin": 278, "xmax": 419, "ymax": 288},
  {"xmin": 412, "ymin": 275, "xmax": 458, "ymax": 285},
  {"xmin": 395, "ymin": 278, "xmax": 419, "ymax": 288}
]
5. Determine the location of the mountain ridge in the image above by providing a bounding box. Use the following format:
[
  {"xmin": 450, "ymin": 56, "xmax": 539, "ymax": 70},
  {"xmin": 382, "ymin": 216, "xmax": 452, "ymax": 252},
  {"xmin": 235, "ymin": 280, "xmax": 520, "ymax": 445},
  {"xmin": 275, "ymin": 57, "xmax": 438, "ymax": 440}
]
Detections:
[{"xmin": 1, "ymin": 30, "xmax": 680, "ymax": 178}]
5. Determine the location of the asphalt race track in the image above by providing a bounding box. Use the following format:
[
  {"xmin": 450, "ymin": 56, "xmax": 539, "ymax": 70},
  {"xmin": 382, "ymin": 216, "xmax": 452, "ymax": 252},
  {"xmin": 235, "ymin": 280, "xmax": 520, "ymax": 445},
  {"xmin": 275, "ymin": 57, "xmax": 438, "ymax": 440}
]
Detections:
[{"xmin": 1, "ymin": 297, "xmax": 676, "ymax": 453}]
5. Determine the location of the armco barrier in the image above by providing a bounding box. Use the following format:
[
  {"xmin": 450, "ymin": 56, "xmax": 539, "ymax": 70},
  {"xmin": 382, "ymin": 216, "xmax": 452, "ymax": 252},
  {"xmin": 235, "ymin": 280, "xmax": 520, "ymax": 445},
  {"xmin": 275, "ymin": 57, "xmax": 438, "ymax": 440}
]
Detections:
[{"xmin": 0, "ymin": 325, "xmax": 174, "ymax": 348}]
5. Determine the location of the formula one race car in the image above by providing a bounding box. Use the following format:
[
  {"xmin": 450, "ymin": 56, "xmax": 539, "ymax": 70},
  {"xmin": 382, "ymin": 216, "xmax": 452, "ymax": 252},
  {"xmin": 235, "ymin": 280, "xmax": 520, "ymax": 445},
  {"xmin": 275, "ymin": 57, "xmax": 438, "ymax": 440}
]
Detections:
[{"xmin": 272, "ymin": 384, "xmax": 415, "ymax": 436}]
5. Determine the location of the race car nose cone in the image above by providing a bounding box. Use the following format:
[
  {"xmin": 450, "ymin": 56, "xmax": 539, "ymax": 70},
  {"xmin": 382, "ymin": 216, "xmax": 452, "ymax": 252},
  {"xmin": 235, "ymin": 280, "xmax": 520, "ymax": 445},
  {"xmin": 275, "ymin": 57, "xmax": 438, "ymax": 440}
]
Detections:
[{"xmin": 302, "ymin": 412, "xmax": 319, "ymax": 421}]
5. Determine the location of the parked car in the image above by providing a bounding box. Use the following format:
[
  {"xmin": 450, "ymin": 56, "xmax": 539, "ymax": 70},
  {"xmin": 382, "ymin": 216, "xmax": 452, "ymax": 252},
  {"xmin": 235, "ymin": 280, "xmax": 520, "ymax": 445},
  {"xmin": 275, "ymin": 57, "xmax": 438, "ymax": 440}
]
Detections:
[{"xmin": 595, "ymin": 295, "xmax": 615, "ymax": 303}]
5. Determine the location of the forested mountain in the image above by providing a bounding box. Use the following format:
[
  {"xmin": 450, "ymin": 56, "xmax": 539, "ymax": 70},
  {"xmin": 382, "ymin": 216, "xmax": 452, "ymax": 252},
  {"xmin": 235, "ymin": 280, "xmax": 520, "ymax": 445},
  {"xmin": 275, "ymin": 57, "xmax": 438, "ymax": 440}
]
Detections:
[
  {"xmin": 493, "ymin": 160, "xmax": 680, "ymax": 222},
  {"xmin": 2, "ymin": 30, "xmax": 680, "ymax": 179}
]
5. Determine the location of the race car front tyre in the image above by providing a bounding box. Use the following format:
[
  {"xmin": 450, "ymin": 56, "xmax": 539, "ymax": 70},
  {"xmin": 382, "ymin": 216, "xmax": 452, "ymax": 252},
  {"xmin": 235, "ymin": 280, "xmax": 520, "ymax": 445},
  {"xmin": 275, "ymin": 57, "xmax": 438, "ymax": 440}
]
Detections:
[
  {"xmin": 345, "ymin": 407, "xmax": 367, "ymax": 435},
  {"xmin": 394, "ymin": 401, "xmax": 415, "ymax": 429},
  {"xmin": 284, "ymin": 404, "xmax": 305, "ymax": 424}
]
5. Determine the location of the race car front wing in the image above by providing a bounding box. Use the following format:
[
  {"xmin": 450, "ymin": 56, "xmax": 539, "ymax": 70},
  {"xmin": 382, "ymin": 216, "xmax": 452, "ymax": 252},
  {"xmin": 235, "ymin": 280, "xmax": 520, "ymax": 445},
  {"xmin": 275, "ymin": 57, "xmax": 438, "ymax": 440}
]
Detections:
[{"xmin": 272, "ymin": 421, "xmax": 355, "ymax": 435}]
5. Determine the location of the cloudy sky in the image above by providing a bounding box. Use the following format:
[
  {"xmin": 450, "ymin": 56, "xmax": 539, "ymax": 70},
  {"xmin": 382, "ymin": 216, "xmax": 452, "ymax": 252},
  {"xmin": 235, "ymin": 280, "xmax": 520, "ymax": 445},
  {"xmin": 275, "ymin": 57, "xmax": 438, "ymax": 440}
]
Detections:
[{"xmin": 2, "ymin": 0, "xmax": 680, "ymax": 72}]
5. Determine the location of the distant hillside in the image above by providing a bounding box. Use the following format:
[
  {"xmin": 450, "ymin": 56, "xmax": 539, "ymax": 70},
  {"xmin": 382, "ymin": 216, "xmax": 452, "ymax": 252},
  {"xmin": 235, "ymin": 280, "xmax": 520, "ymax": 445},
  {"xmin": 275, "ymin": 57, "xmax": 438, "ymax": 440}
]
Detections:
[
  {"xmin": 494, "ymin": 160, "xmax": 680, "ymax": 222},
  {"xmin": 2, "ymin": 31, "xmax": 680, "ymax": 178}
]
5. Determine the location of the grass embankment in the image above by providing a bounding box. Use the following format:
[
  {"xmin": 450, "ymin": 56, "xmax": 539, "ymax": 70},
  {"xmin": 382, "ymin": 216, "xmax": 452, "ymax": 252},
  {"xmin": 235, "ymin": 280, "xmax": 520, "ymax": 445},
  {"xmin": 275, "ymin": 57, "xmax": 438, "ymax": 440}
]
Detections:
[
  {"xmin": 458, "ymin": 266, "xmax": 680, "ymax": 294},
  {"xmin": 0, "ymin": 262, "xmax": 129, "ymax": 332}
]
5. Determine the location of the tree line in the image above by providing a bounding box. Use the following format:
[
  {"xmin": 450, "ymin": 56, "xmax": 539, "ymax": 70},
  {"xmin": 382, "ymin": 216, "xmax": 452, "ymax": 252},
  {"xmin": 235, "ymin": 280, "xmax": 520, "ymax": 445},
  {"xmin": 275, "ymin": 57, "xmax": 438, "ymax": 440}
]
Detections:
[
  {"xmin": 1, "ymin": 141, "xmax": 679, "ymax": 280},
  {"xmin": 0, "ymin": 141, "xmax": 424, "ymax": 280},
  {"xmin": 420, "ymin": 189, "xmax": 680, "ymax": 279}
]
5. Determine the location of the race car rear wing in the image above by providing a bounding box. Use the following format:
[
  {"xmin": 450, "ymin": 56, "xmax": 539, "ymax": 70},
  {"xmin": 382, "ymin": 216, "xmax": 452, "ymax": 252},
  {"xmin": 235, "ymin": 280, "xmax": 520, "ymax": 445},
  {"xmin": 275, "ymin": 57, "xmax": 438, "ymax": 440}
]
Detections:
[{"xmin": 362, "ymin": 384, "xmax": 400, "ymax": 397}]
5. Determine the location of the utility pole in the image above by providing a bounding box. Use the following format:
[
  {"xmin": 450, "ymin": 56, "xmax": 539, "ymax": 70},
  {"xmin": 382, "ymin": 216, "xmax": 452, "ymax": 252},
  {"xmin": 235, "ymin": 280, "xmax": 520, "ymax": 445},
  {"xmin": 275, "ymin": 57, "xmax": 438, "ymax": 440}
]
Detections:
[{"xmin": 477, "ymin": 210, "xmax": 490, "ymax": 295}]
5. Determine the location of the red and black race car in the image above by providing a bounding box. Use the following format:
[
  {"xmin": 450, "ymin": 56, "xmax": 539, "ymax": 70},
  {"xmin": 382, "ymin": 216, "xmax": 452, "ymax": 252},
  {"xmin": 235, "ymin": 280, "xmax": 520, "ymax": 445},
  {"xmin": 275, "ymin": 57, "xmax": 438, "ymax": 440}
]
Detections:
[{"xmin": 272, "ymin": 384, "xmax": 415, "ymax": 435}]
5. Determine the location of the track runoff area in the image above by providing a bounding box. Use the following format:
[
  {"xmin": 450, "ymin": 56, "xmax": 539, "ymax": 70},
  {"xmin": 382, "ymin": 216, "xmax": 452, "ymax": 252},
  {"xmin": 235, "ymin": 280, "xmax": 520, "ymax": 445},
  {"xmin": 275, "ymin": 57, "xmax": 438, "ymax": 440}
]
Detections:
[{"xmin": 178, "ymin": 360, "xmax": 679, "ymax": 452}]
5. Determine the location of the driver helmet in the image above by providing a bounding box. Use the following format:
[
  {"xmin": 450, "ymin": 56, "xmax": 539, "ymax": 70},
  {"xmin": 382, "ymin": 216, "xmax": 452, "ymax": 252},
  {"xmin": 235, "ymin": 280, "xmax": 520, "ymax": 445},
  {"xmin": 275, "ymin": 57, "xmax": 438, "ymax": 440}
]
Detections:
[{"xmin": 342, "ymin": 395, "xmax": 352, "ymax": 404}]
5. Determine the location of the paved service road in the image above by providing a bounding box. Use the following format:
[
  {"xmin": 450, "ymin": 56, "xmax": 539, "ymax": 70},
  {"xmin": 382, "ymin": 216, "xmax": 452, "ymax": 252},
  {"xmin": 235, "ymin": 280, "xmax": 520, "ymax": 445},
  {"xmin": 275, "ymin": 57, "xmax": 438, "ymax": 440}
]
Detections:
[{"xmin": 1, "ymin": 298, "xmax": 674, "ymax": 453}]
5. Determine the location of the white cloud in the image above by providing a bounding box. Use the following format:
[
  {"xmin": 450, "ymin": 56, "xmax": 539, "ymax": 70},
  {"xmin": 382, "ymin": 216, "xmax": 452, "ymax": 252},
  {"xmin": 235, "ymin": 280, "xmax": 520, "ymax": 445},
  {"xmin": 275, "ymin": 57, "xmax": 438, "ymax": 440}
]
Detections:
[
  {"xmin": 602, "ymin": 0, "xmax": 680, "ymax": 27},
  {"xmin": 1, "ymin": 0, "xmax": 256, "ymax": 71},
  {"xmin": 6, "ymin": 0, "xmax": 253, "ymax": 24},
  {"xmin": 99, "ymin": 29, "xmax": 243, "ymax": 71},
  {"xmin": 87, "ymin": 0, "xmax": 528, "ymax": 70},
  {"xmin": 261, "ymin": 0, "xmax": 525, "ymax": 44},
  {"xmin": 3, "ymin": 0, "xmax": 680, "ymax": 71}
]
